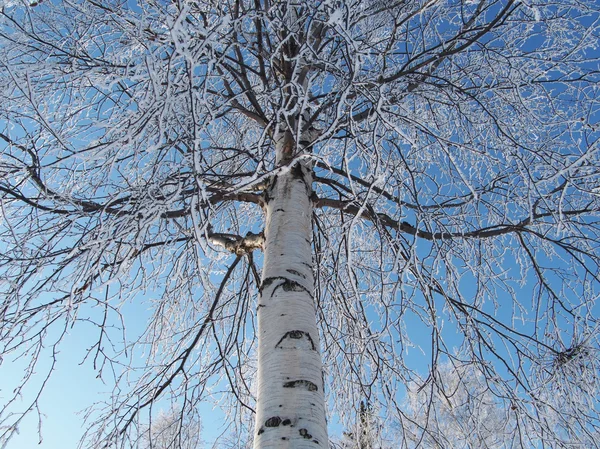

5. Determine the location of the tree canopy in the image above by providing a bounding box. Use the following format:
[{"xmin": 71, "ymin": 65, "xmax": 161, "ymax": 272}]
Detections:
[{"xmin": 1, "ymin": 0, "xmax": 599, "ymax": 447}]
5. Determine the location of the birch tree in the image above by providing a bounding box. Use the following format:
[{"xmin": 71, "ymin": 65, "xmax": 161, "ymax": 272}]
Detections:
[{"xmin": 1, "ymin": 1, "xmax": 600, "ymax": 448}]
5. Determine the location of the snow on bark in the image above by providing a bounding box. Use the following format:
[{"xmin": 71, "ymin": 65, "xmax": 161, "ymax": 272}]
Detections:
[{"xmin": 253, "ymin": 159, "xmax": 327, "ymax": 448}]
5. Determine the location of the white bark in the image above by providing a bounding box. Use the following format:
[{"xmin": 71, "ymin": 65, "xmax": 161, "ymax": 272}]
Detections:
[{"xmin": 253, "ymin": 157, "xmax": 327, "ymax": 448}]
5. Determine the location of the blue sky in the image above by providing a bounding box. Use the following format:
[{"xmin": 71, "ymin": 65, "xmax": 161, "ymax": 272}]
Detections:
[
  {"xmin": 2, "ymin": 317, "xmax": 111, "ymax": 448},
  {"xmin": 1, "ymin": 296, "xmax": 232, "ymax": 449}
]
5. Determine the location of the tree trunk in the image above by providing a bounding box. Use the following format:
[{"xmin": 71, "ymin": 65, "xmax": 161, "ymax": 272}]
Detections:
[{"xmin": 253, "ymin": 144, "xmax": 327, "ymax": 447}]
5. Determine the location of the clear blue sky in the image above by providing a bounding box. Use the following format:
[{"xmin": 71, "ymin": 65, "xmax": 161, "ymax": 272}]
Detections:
[{"xmin": 1, "ymin": 301, "xmax": 231, "ymax": 449}]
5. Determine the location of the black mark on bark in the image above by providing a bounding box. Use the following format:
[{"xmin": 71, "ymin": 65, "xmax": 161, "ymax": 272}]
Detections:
[
  {"xmin": 283, "ymin": 380, "xmax": 318, "ymax": 391},
  {"xmin": 291, "ymin": 163, "xmax": 304, "ymax": 179},
  {"xmin": 269, "ymin": 174, "xmax": 278, "ymax": 191},
  {"xmin": 282, "ymin": 419, "xmax": 292, "ymax": 426},
  {"xmin": 260, "ymin": 276, "xmax": 312, "ymax": 298},
  {"xmin": 290, "ymin": 163, "xmax": 312, "ymax": 193},
  {"xmin": 260, "ymin": 277, "xmax": 277, "ymax": 292},
  {"xmin": 258, "ymin": 427, "xmax": 264, "ymax": 435},
  {"xmin": 265, "ymin": 416, "xmax": 282, "ymax": 427},
  {"xmin": 275, "ymin": 330, "xmax": 317, "ymax": 350},
  {"xmin": 286, "ymin": 269, "xmax": 305, "ymax": 278},
  {"xmin": 263, "ymin": 175, "xmax": 277, "ymax": 204},
  {"xmin": 299, "ymin": 428, "xmax": 313, "ymax": 439},
  {"xmin": 282, "ymin": 279, "xmax": 307, "ymax": 293}
]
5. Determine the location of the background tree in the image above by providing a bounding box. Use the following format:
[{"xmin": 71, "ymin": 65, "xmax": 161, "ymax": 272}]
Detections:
[
  {"xmin": 403, "ymin": 361, "xmax": 518, "ymax": 448},
  {"xmin": 1, "ymin": 0, "xmax": 600, "ymax": 448},
  {"xmin": 139, "ymin": 407, "xmax": 203, "ymax": 449},
  {"xmin": 334, "ymin": 401, "xmax": 389, "ymax": 449}
]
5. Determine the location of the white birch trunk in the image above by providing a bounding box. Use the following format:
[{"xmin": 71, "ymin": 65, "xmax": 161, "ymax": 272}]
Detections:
[{"xmin": 253, "ymin": 151, "xmax": 327, "ymax": 448}]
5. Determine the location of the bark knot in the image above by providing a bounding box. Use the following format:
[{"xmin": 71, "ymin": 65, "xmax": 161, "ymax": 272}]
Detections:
[
  {"xmin": 299, "ymin": 428, "xmax": 313, "ymax": 439},
  {"xmin": 265, "ymin": 416, "xmax": 282, "ymax": 427},
  {"xmin": 283, "ymin": 379, "xmax": 318, "ymax": 391}
]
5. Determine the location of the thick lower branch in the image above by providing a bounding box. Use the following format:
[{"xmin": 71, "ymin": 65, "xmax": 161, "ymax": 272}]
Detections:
[
  {"xmin": 208, "ymin": 229, "xmax": 265, "ymax": 255},
  {"xmin": 315, "ymin": 196, "xmax": 596, "ymax": 240}
]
